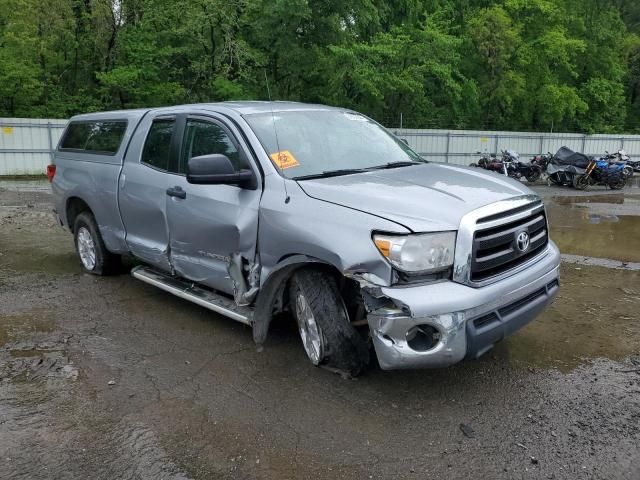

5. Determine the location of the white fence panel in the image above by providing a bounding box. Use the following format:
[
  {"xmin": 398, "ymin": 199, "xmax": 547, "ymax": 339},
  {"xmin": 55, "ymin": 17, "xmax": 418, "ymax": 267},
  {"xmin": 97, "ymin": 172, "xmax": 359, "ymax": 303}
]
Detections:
[
  {"xmin": 392, "ymin": 128, "xmax": 640, "ymax": 166},
  {"xmin": 3, "ymin": 117, "xmax": 640, "ymax": 174},
  {"xmin": 0, "ymin": 118, "xmax": 67, "ymax": 175}
]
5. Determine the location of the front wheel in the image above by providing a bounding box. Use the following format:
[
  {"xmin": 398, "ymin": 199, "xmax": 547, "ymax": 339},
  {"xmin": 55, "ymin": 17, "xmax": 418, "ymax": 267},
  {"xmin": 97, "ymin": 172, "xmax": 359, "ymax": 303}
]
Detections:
[
  {"xmin": 526, "ymin": 167, "xmax": 541, "ymax": 183},
  {"xmin": 73, "ymin": 212, "xmax": 120, "ymax": 275},
  {"xmin": 289, "ymin": 269, "xmax": 369, "ymax": 376}
]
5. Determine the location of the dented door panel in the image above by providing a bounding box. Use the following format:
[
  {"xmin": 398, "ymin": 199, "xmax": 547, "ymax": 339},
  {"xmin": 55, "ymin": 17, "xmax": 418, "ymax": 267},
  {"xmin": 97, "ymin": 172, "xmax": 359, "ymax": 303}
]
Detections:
[{"xmin": 166, "ymin": 182, "xmax": 260, "ymax": 296}]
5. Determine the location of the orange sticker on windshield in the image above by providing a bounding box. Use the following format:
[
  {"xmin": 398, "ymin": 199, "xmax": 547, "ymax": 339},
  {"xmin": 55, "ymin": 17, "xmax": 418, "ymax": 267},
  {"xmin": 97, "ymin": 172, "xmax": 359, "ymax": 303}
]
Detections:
[{"xmin": 270, "ymin": 150, "xmax": 300, "ymax": 169}]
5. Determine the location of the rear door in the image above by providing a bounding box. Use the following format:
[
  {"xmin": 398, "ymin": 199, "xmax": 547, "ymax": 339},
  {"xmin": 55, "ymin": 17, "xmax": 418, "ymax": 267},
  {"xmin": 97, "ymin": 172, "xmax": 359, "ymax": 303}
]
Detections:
[
  {"xmin": 165, "ymin": 114, "xmax": 261, "ymax": 295},
  {"xmin": 119, "ymin": 114, "xmax": 178, "ymax": 271}
]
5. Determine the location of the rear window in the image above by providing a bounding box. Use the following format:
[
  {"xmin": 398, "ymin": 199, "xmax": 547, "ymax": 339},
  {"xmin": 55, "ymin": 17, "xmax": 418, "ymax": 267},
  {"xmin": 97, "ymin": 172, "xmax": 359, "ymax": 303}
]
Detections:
[{"xmin": 59, "ymin": 120, "xmax": 128, "ymax": 155}]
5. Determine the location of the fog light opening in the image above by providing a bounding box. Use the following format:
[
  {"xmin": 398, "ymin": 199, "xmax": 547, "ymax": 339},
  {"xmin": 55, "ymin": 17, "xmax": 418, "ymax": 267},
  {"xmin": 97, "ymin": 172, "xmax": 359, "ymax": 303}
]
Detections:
[{"xmin": 406, "ymin": 325, "xmax": 440, "ymax": 352}]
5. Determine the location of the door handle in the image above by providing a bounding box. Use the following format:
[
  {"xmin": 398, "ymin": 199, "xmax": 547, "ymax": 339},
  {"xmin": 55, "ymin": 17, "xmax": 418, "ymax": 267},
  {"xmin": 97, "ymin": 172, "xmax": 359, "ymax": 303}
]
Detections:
[{"xmin": 166, "ymin": 186, "xmax": 186, "ymax": 199}]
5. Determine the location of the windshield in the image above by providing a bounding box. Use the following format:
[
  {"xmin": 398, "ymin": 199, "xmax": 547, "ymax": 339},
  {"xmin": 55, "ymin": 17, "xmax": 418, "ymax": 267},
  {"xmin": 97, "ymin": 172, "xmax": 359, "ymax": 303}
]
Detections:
[{"xmin": 243, "ymin": 110, "xmax": 424, "ymax": 179}]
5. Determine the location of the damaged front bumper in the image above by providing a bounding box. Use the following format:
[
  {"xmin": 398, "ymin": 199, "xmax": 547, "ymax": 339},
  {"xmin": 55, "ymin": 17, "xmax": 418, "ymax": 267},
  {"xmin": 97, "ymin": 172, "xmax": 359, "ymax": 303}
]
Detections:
[{"xmin": 368, "ymin": 242, "xmax": 561, "ymax": 370}]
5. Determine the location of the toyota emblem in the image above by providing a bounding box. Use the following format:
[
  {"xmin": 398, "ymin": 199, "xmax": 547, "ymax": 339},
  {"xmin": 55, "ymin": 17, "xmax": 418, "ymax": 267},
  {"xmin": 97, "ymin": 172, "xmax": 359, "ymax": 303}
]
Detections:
[{"xmin": 516, "ymin": 231, "xmax": 530, "ymax": 252}]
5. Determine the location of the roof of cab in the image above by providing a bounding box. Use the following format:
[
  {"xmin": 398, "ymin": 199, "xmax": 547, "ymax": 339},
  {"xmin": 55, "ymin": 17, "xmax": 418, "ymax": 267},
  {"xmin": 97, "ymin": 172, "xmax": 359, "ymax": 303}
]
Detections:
[
  {"xmin": 215, "ymin": 101, "xmax": 345, "ymax": 115},
  {"xmin": 69, "ymin": 101, "xmax": 345, "ymax": 121}
]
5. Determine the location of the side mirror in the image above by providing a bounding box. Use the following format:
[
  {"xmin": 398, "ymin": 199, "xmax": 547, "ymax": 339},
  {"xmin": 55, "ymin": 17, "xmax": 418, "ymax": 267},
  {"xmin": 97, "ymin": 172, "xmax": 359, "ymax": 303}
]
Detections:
[{"xmin": 186, "ymin": 154, "xmax": 255, "ymax": 188}]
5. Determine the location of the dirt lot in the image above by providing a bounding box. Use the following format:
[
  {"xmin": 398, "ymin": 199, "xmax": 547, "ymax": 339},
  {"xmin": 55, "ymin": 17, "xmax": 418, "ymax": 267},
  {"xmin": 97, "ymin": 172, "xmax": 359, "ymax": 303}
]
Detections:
[{"xmin": 1, "ymin": 180, "xmax": 639, "ymax": 480}]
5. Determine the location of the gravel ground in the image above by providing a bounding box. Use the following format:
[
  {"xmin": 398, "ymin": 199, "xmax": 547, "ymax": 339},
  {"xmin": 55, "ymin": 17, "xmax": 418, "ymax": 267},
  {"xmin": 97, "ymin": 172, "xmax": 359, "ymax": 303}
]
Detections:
[{"xmin": 0, "ymin": 180, "xmax": 639, "ymax": 480}]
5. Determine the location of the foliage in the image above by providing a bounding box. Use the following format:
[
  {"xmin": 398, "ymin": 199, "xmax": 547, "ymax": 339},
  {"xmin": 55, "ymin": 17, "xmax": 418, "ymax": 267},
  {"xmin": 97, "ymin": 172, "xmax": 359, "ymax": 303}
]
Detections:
[{"xmin": 0, "ymin": 0, "xmax": 639, "ymax": 132}]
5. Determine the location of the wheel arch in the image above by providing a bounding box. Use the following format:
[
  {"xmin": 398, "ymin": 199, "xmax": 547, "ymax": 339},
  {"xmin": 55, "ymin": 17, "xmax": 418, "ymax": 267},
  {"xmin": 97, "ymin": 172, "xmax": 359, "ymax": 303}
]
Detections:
[
  {"xmin": 66, "ymin": 196, "xmax": 93, "ymax": 233},
  {"xmin": 252, "ymin": 254, "xmax": 345, "ymax": 346}
]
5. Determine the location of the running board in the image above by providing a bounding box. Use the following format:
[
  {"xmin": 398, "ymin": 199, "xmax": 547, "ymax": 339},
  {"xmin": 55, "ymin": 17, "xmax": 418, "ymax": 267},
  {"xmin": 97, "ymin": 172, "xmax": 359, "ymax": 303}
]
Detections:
[{"xmin": 131, "ymin": 266, "xmax": 253, "ymax": 326}]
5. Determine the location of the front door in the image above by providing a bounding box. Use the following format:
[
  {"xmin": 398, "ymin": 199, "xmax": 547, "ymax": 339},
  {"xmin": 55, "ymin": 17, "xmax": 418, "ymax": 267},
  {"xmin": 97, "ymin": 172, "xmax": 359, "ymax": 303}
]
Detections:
[{"xmin": 165, "ymin": 114, "xmax": 261, "ymax": 295}]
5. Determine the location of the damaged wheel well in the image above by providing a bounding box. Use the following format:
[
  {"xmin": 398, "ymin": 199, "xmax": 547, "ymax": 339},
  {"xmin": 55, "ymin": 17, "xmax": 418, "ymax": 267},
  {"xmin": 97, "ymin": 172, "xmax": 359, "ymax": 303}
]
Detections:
[
  {"xmin": 252, "ymin": 257, "xmax": 364, "ymax": 345},
  {"xmin": 66, "ymin": 197, "xmax": 92, "ymax": 233}
]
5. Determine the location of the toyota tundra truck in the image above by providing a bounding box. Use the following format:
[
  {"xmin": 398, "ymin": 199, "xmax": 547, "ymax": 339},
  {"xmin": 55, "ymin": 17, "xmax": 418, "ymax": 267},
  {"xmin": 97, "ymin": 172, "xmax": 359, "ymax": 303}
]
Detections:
[{"xmin": 49, "ymin": 102, "xmax": 560, "ymax": 375}]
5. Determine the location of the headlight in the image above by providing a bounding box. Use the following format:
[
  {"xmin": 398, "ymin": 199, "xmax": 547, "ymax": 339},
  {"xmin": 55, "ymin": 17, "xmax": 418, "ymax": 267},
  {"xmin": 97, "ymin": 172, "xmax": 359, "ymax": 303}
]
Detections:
[{"xmin": 373, "ymin": 232, "xmax": 456, "ymax": 273}]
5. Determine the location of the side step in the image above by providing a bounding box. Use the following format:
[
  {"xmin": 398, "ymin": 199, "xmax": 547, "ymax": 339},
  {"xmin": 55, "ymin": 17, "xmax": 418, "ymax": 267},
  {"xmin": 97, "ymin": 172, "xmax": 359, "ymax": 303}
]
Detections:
[{"xmin": 131, "ymin": 266, "xmax": 253, "ymax": 326}]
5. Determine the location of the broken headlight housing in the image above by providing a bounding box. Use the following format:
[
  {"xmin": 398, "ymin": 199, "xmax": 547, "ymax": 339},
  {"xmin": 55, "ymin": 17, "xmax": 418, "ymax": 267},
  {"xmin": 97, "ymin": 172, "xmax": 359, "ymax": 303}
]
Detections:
[{"xmin": 373, "ymin": 232, "xmax": 456, "ymax": 274}]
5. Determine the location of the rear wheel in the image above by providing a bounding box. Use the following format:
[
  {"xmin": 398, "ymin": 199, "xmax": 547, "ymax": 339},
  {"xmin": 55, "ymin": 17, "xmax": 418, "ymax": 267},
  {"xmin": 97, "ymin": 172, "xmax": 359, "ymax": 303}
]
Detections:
[
  {"xmin": 573, "ymin": 175, "xmax": 589, "ymax": 190},
  {"xmin": 289, "ymin": 269, "xmax": 369, "ymax": 376},
  {"xmin": 548, "ymin": 173, "xmax": 563, "ymax": 186},
  {"xmin": 73, "ymin": 212, "xmax": 120, "ymax": 275},
  {"xmin": 608, "ymin": 174, "xmax": 626, "ymax": 190}
]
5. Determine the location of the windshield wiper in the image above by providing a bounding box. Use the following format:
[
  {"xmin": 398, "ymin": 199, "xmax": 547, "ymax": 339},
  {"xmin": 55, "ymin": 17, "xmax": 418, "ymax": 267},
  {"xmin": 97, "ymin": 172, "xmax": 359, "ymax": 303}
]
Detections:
[
  {"xmin": 292, "ymin": 161, "xmax": 425, "ymax": 180},
  {"xmin": 368, "ymin": 160, "xmax": 425, "ymax": 170},
  {"xmin": 292, "ymin": 168, "xmax": 370, "ymax": 180}
]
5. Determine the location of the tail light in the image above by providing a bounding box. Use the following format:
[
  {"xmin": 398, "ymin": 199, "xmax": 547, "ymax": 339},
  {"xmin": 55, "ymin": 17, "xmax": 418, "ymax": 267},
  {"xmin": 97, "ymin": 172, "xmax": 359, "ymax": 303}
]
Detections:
[{"xmin": 46, "ymin": 164, "xmax": 56, "ymax": 182}]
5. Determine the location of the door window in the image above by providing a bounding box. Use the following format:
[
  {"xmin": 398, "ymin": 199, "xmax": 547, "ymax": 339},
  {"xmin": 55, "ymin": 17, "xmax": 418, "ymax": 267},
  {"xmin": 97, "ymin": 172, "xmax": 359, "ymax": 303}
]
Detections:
[
  {"xmin": 180, "ymin": 119, "xmax": 244, "ymax": 173},
  {"xmin": 141, "ymin": 118, "xmax": 175, "ymax": 171}
]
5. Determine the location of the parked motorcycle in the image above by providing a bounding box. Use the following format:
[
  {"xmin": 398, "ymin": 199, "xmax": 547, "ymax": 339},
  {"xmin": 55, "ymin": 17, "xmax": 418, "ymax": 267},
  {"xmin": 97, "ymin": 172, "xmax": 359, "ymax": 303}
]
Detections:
[
  {"xmin": 628, "ymin": 159, "xmax": 640, "ymax": 173},
  {"xmin": 547, "ymin": 147, "xmax": 592, "ymax": 187},
  {"xmin": 573, "ymin": 158, "xmax": 626, "ymax": 190},
  {"xmin": 471, "ymin": 150, "xmax": 541, "ymax": 182},
  {"xmin": 470, "ymin": 152, "xmax": 505, "ymax": 174},
  {"xmin": 531, "ymin": 152, "xmax": 552, "ymax": 171},
  {"xmin": 603, "ymin": 150, "xmax": 634, "ymax": 179},
  {"xmin": 501, "ymin": 150, "xmax": 542, "ymax": 183}
]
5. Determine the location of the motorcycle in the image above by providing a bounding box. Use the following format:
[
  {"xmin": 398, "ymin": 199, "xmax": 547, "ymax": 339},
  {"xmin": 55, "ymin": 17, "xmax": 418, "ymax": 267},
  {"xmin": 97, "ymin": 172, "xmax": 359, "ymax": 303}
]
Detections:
[
  {"xmin": 603, "ymin": 150, "xmax": 634, "ymax": 179},
  {"xmin": 547, "ymin": 147, "xmax": 592, "ymax": 187},
  {"xmin": 471, "ymin": 150, "xmax": 541, "ymax": 182},
  {"xmin": 531, "ymin": 152, "xmax": 553, "ymax": 171},
  {"xmin": 573, "ymin": 158, "xmax": 626, "ymax": 190},
  {"xmin": 501, "ymin": 150, "xmax": 542, "ymax": 183},
  {"xmin": 470, "ymin": 152, "xmax": 505, "ymax": 174},
  {"xmin": 628, "ymin": 158, "xmax": 640, "ymax": 173}
]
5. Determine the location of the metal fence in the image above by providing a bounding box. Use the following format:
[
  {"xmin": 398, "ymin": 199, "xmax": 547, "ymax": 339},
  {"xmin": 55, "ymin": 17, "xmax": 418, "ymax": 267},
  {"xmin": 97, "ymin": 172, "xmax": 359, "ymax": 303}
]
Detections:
[
  {"xmin": 0, "ymin": 118, "xmax": 67, "ymax": 176},
  {"xmin": 391, "ymin": 128, "xmax": 640, "ymax": 166},
  {"xmin": 3, "ymin": 117, "xmax": 640, "ymax": 175}
]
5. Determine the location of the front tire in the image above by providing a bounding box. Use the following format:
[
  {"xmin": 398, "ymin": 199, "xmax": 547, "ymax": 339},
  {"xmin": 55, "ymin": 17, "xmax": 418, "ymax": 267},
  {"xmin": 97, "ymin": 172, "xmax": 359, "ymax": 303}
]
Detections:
[
  {"xmin": 73, "ymin": 212, "xmax": 120, "ymax": 275},
  {"xmin": 526, "ymin": 167, "xmax": 541, "ymax": 183},
  {"xmin": 289, "ymin": 269, "xmax": 369, "ymax": 376}
]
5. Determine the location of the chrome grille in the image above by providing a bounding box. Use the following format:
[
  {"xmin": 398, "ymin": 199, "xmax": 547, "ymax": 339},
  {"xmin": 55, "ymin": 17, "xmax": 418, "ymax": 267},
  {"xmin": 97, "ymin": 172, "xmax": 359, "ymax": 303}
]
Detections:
[{"xmin": 470, "ymin": 204, "xmax": 548, "ymax": 283}]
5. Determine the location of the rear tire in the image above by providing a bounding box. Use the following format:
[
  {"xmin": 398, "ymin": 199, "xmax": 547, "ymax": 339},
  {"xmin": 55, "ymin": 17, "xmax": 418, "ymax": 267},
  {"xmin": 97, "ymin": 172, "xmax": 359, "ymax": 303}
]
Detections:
[
  {"xmin": 608, "ymin": 174, "xmax": 626, "ymax": 190},
  {"xmin": 73, "ymin": 212, "xmax": 120, "ymax": 275},
  {"xmin": 572, "ymin": 175, "xmax": 589, "ymax": 190},
  {"xmin": 549, "ymin": 174, "xmax": 563, "ymax": 186},
  {"xmin": 623, "ymin": 166, "xmax": 634, "ymax": 178},
  {"xmin": 289, "ymin": 269, "xmax": 369, "ymax": 376}
]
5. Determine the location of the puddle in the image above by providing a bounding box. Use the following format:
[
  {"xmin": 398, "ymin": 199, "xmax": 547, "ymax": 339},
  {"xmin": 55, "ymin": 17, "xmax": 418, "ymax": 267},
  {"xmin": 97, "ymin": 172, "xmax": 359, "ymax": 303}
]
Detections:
[
  {"xmin": 9, "ymin": 348, "xmax": 46, "ymax": 357},
  {"xmin": 0, "ymin": 313, "xmax": 56, "ymax": 346},
  {"xmin": 491, "ymin": 264, "xmax": 640, "ymax": 371},
  {"xmin": 0, "ymin": 231, "xmax": 79, "ymax": 274},
  {"xmin": 546, "ymin": 194, "xmax": 640, "ymax": 263}
]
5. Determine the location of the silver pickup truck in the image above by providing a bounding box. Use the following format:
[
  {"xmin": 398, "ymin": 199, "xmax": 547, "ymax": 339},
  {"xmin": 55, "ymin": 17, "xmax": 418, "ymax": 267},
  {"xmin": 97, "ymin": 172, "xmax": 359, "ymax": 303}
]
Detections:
[{"xmin": 50, "ymin": 102, "xmax": 560, "ymax": 375}]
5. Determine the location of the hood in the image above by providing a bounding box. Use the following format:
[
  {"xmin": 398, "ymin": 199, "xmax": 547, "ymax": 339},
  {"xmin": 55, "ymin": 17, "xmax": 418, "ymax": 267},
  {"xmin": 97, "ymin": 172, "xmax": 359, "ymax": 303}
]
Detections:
[{"xmin": 297, "ymin": 163, "xmax": 534, "ymax": 232}]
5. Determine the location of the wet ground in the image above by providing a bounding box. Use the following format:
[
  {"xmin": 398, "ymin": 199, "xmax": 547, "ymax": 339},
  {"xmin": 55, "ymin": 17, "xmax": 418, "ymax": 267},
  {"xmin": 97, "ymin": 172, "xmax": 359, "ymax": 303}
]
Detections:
[{"xmin": 1, "ymin": 180, "xmax": 639, "ymax": 479}]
